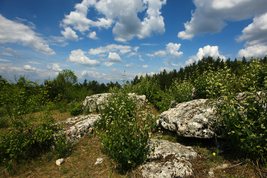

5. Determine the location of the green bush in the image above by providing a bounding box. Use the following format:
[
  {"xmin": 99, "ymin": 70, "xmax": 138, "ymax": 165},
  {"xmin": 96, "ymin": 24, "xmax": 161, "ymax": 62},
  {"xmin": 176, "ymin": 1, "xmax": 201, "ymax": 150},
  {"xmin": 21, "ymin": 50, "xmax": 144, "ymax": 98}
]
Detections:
[
  {"xmin": 96, "ymin": 91, "xmax": 150, "ymax": 171},
  {"xmin": 169, "ymin": 80, "xmax": 194, "ymax": 103},
  {"xmin": 54, "ymin": 133, "xmax": 73, "ymax": 158},
  {"xmin": 217, "ymin": 91, "xmax": 267, "ymax": 164},
  {"xmin": 70, "ymin": 102, "xmax": 83, "ymax": 116},
  {"xmin": 0, "ymin": 117, "xmax": 72, "ymax": 170}
]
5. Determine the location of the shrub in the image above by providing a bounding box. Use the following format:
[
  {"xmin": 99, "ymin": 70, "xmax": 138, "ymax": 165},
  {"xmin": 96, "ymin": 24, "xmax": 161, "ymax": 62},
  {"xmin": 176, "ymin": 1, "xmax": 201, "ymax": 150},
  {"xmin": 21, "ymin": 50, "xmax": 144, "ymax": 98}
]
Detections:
[
  {"xmin": 217, "ymin": 91, "xmax": 267, "ymax": 164},
  {"xmin": 54, "ymin": 132, "xmax": 73, "ymax": 158},
  {"xmin": 96, "ymin": 91, "xmax": 150, "ymax": 171},
  {"xmin": 0, "ymin": 116, "xmax": 72, "ymax": 170},
  {"xmin": 70, "ymin": 102, "xmax": 83, "ymax": 116},
  {"xmin": 169, "ymin": 80, "xmax": 194, "ymax": 103}
]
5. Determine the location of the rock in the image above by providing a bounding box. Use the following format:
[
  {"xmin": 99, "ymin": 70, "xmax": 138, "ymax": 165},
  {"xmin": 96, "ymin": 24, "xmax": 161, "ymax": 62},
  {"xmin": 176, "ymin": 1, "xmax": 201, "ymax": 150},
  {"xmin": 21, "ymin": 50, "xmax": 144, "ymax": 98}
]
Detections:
[
  {"xmin": 94, "ymin": 158, "xmax": 104, "ymax": 165},
  {"xmin": 83, "ymin": 93, "xmax": 111, "ymax": 113},
  {"xmin": 64, "ymin": 114, "xmax": 100, "ymax": 143},
  {"xmin": 157, "ymin": 99, "xmax": 217, "ymax": 138},
  {"xmin": 56, "ymin": 158, "xmax": 64, "ymax": 166},
  {"xmin": 139, "ymin": 139, "xmax": 197, "ymax": 178},
  {"xmin": 82, "ymin": 93, "xmax": 147, "ymax": 113},
  {"xmin": 208, "ymin": 163, "xmax": 229, "ymax": 177},
  {"xmin": 147, "ymin": 139, "xmax": 197, "ymax": 160}
]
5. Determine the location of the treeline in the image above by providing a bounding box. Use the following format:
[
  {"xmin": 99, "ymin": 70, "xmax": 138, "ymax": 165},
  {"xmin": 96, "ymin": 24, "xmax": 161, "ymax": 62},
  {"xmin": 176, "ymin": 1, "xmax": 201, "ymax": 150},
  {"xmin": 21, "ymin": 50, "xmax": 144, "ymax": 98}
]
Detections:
[
  {"xmin": 126, "ymin": 56, "xmax": 267, "ymax": 111},
  {"xmin": 0, "ymin": 70, "xmax": 121, "ymax": 119}
]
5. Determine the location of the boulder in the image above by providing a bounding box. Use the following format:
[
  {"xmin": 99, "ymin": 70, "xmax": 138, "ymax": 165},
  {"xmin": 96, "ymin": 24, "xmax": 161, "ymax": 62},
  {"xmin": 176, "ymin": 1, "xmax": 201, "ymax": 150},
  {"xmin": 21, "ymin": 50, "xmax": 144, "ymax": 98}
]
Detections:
[
  {"xmin": 82, "ymin": 93, "xmax": 147, "ymax": 113},
  {"xmin": 139, "ymin": 139, "xmax": 197, "ymax": 178},
  {"xmin": 64, "ymin": 114, "xmax": 100, "ymax": 143},
  {"xmin": 157, "ymin": 99, "xmax": 217, "ymax": 138},
  {"xmin": 83, "ymin": 93, "xmax": 111, "ymax": 113}
]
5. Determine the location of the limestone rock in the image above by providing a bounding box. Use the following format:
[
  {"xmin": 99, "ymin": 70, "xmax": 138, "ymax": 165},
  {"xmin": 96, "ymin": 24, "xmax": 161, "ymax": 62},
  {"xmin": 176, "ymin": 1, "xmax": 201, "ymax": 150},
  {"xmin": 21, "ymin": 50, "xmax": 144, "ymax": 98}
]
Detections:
[
  {"xmin": 64, "ymin": 114, "xmax": 100, "ymax": 143},
  {"xmin": 139, "ymin": 139, "xmax": 197, "ymax": 178},
  {"xmin": 56, "ymin": 158, "xmax": 64, "ymax": 166},
  {"xmin": 157, "ymin": 99, "xmax": 217, "ymax": 138},
  {"xmin": 94, "ymin": 158, "xmax": 104, "ymax": 165},
  {"xmin": 82, "ymin": 93, "xmax": 147, "ymax": 113},
  {"xmin": 83, "ymin": 93, "xmax": 111, "ymax": 113}
]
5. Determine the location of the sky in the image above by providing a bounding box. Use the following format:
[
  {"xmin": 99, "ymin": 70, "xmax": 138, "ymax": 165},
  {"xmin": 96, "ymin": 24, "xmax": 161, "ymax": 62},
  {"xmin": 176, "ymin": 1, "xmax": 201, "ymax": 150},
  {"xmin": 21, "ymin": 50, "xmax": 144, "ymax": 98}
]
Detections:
[{"xmin": 0, "ymin": 0, "xmax": 267, "ymax": 83}]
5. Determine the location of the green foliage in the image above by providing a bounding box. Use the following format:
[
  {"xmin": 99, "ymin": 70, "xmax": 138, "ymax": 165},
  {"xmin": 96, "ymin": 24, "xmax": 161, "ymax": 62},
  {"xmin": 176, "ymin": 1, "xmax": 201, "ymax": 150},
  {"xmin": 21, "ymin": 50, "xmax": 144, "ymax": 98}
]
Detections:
[
  {"xmin": 169, "ymin": 80, "xmax": 194, "ymax": 103},
  {"xmin": 70, "ymin": 102, "xmax": 83, "ymax": 116},
  {"xmin": 217, "ymin": 91, "xmax": 267, "ymax": 164},
  {"xmin": 54, "ymin": 133, "xmax": 73, "ymax": 158},
  {"xmin": 0, "ymin": 119, "xmax": 57, "ymax": 166},
  {"xmin": 96, "ymin": 91, "xmax": 150, "ymax": 171}
]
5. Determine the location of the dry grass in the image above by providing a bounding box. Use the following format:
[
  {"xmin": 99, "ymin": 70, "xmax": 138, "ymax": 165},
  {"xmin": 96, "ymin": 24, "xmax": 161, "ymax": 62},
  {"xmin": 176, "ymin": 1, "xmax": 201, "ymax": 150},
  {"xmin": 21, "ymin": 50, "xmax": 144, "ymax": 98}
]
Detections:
[{"xmin": 1, "ymin": 135, "xmax": 142, "ymax": 178}]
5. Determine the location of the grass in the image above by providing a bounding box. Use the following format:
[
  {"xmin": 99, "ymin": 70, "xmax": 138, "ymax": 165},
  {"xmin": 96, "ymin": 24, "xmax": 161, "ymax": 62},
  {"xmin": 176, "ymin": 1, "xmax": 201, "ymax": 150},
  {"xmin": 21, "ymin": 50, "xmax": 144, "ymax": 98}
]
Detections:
[{"xmin": 0, "ymin": 135, "xmax": 141, "ymax": 178}]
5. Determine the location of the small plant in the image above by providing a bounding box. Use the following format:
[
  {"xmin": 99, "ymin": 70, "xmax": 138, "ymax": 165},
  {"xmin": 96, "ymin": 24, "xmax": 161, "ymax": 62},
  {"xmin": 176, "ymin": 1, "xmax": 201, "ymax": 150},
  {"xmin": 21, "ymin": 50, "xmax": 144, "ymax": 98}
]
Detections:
[{"xmin": 96, "ymin": 90, "xmax": 150, "ymax": 171}]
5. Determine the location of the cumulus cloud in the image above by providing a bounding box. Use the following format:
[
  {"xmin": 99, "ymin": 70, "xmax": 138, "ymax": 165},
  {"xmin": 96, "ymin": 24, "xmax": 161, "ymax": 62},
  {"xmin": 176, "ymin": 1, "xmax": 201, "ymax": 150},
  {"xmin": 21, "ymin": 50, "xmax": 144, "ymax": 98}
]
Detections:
[
  {"xmin": 237, "ymin": 12, "xmax": 267, "ymax": 57},
  {"xmin": 61, "ymin": 0, "xmax": 166, "ymax": 41},
  {"xmin": 186, "ymin": 45, "xmax": 225, "ymax": 65},
  {"xmin": 108, "ymin": 52, "xmax": 121, "ymax": 62},
  {"xmin": 88, "ymin": 31, "xmax": 98, "ymax": 40},
  {"xmin": 149, "ymin": 42, "xmax": 183, "ymax": 58},
  {"xmin": 67, "ymin": 49, "xmax": 99, "ymax": 66},
  {"xmin": 23, "ymin": 64, "xmax": 37, "ymax": 72},
  {"xmin": 47, "ymin": 63, "xmax": 62, "ymax": 72},
  {"xmin": 0, "ymin": 15, "xmax": 55, "ymax": 55},
  {"xmin": 178, "ymin": 0, "xmax": 267, "ymax": 39},
  {"xmin": 61, "ymin": 27, "xmax": 79, "ymax": 41}
]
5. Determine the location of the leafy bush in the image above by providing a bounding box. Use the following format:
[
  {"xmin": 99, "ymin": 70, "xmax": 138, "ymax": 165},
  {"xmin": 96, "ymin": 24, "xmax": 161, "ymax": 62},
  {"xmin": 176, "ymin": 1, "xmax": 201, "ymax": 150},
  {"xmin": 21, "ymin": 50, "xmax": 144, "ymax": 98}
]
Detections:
[
  {"xmin": 96, "ymin": 91, "xmax": 150, "ymax": 171},
  {"xmin": 169, "ymin": 80, "xmax": 194, "ymax": 103},
  {"xmin": 217, "ymin": 91, "xmax": 267, "ymax": 164},
  {"xmin": 0, "ymin": 116, "xmax": 72, "ymax": 170},
  {"xmin": 70, "ymin": 102, "xmax": 83, "ymax": 116},
  {"xmin": 54, "ymin": 132, "xmax": 73, "ymax": 158}
]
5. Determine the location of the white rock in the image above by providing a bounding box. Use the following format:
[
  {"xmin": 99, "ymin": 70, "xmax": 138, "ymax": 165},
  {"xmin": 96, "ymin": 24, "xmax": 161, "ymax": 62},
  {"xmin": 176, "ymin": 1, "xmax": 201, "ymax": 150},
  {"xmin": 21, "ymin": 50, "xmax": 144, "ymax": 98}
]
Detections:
[
  {"xmin": 56, "ymin": 158, "xmax": 64, "ymax": 166},
  {"xmin": 157, "ymin": 99, "xmax": 217, "ymax": 138},
  {"xmin": 139, "ymin": 139, "xmax": 197, "ymax": 178},
  {"xmin": 94, "ymin": 158, "xmax": 104, "ymax": 165},
  {"xmin": 64, "ymin": 114, "xmax": 100, "ymax": 143},
  {"xmin": 82, "ymin": 93, "xmax": 147, "ymax": 113}
]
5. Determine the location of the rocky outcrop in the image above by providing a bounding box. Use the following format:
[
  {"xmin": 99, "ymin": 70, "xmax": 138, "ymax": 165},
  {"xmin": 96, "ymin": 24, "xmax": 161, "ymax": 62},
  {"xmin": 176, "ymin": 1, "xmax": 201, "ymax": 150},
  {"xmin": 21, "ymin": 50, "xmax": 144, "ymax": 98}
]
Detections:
[
  {"xmin": 139, "ymin": 139, "xmax": 197, "ymax": 178},
  {"xmin": 157, "ymin": 99, "xmax": 217, "ymax": 138},
  {"xmin": 64, "ymin": 114, "xmax": 100, "ymax": 143},
  {"xmin": 82, "ymin": 93, "xmax": 147, "ymax": 113}
]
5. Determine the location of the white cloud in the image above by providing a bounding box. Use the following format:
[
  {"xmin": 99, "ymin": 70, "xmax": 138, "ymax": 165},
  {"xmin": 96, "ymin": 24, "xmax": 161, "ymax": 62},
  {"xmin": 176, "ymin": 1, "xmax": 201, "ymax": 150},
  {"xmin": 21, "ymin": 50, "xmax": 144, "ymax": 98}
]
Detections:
[
  {"xmin": 23, "ymin": 64, "xmax": 37, "ymax": 72},
  {"xmin": 61, "ymin": 27, "xmax": 79, "ymax": 41},
  {"xmin": 108, "ymin": 52, "xmax": 121, "ymax": 62},
  {"xmin": 47, "ymin": 63, "xmax": 62, "ymax": 72},
  {"xmin": 0, "ymin": 58, "xmax": 10, "ymax": 62},
  {"xmin": 237, "ymin": 12, "xmax": 267, "ymax": 57},
  {"xmin": 88, "ymin": 31, "xmax": 98, "ymax": 40},
  {"xmin": 67, "ymin": 49, "xmax": 99, "ymax": 66},
  {"xmin": 61, "ymin": 0, "xmax": 166, "ymax": 42},
  {"xmin": 0, "ymin": 15, "xmax": 55, "ymax": 55},
  {"xmin": 142, "ymin": 64, "xmax": 148, "ymax": 68},
  {"xmin": 178, "ymin": 0, "xmax": 267, "ymax": 39},
  {"xmin": 186, "ymin": 45, "xmax": 225, "ymax": 65},
  {"xmin": 89, "ymin": 44, "xmax": 138, "ymax": 55},
  {"xmin": 149, "ymin": 42, "xmax": 183, "ymax": 58}
]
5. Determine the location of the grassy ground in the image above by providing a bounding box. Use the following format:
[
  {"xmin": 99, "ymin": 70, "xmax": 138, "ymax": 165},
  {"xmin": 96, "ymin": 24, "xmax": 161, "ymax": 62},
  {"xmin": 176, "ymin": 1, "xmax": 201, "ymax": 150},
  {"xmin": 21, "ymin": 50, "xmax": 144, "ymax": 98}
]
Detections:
[{"xmin": 1, "ymin": 109, "xmax": 266, "ymax": 178}]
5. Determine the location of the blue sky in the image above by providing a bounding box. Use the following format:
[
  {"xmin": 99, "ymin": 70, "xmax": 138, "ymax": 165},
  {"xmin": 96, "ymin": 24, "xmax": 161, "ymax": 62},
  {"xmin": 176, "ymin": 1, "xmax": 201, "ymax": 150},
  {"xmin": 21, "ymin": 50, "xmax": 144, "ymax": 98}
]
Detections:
[{"xmin": 0, "ymin": 0, "xmax": 267, "ymax": 83}]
